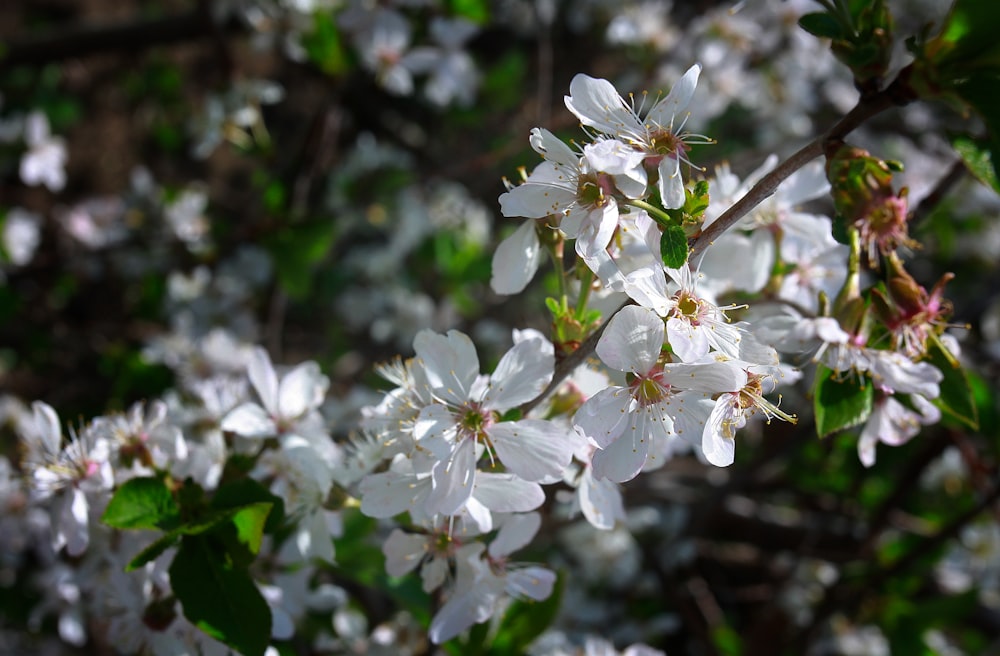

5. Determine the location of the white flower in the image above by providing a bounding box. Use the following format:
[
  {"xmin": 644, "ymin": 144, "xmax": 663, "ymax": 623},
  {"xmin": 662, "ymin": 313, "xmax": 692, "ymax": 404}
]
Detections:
[
  {"xmin": 564, "ymin": 66, "xmax": 706, "ymax": 209},
  {"xmin": 17, "ymin": 402, "xmax": 113, "ymax": 556},
  {"xmin": 573, "ymin": 305, "xmax": 745, "ymax": 482},
  {"xmin": 19, "ymin": 111, "xmax": 67, "ymax": 192},
  {"xmin": 498, "ymin": 128, "xmax": 623, "ymax": 259},
  {"xmin": 412, "ymin": 329, "xmax": 579, "ymax": 515},
  {"xmin": 221, "ymin": 346, "xmax": 330, "ymax": 440},
  {"xmin": 429, "ymin": 512, "xmax": 554, "ymax": 643}
]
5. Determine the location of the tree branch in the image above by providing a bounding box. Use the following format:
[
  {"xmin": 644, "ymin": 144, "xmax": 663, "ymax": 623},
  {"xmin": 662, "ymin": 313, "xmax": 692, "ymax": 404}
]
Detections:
[{"xmin": 690, "ymin": 74, "xmax": 906, "ymax": 258}]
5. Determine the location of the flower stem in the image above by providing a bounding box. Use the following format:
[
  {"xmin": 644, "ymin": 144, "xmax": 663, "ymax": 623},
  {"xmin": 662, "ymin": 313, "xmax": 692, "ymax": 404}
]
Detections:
[{"xmin": 626, "ymin": 199, "xmax": 674, "ymax": 228}]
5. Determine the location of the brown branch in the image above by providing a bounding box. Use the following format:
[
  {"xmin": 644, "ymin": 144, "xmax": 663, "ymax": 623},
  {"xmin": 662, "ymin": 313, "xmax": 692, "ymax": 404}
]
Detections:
[{"xmin": 690, "ymin": 74, "xmax": 908, "ymax": 259}]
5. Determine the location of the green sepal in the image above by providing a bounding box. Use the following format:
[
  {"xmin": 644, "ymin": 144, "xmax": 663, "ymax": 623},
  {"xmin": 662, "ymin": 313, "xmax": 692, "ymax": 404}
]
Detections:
[{"xmin": 813, "ymin": 365, "xmax": 874, "ymax": 438}]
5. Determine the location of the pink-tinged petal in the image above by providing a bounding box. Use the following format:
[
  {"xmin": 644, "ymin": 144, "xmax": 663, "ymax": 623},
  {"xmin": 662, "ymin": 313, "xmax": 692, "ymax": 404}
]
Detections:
[
  {"xmin": 359, "ymin": 470, "xmax": 430, "ymax": 518},
  {"xmin": 658, "ymin": 157, "xmax": 685, "ymax": 210},
  {"xmin": 564, "ymin": 74, "xmax": 638, "ymax": 136},
  {"xmin": 529, "ymin": 127, "xmax": 579, "ymax": 167},
  {"xmin": 221, "ymin": 402, "xmax": 276, "ymax": 439},
  {"xmin": 505, "ymin": 566, "xmax": 556, "ymax": 601},
  {"xmin": 488, "ymin": 512, "xmax": 540, "ymax": 558},
  {"xmin": 427, "ymin": 438, "xmax": 477, "ymax": 515},
  {"xmin": 857, "ymin": 428, "xmax": 878, "ymax": 468},
  {"xmin": 646, "ymin": 64, "xmax": 700, "ymax": 128},
  {"xmin": 278, "ymin": 361, "xmax": 328, "ymax": 420},
  {"xmin": 383, "ymin": 528, "xmax": 429, "ymax": 577},
  {"xmin": 574, "ymin": 387, "xmax": 632, "ymax": 449},
  {"xmin": 487, "ymin": 419, "xmax": 576, "ymax": 482},
  {"xmin": 598, "ymin": 305, "xmax": 664, "ymax": 373},
  {"xmin": 248, "ymin": 347, "xmax": 280, "ymax": 416},
  {"xmin": 579, "ymin": 468, "xmax": 624, "ymax": 530},
  {"xmin": 591, "ymin": 427, "xmax": 649, "ymax": 483},
  {"xmin": 414, "ymin": 330, "xmax": 479, "ymax": 406},
  {"xmin": 868, "ymin": 352, "xmax": 942, "ymax": 398},
  {"xmin": 491, "ymin": 220, "xmax": 542, "ymax": 295},
  {"xmin": 484, "ymin": 336, "xmax": 553, "ymax": 410},
  {"xmin": 473, "ymin": 474, "xmax": 545, "ymax": 512}
]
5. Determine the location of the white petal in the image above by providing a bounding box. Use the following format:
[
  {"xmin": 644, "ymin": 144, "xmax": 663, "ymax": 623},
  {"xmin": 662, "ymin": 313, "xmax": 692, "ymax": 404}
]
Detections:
[
  {"xmin": 414, "ymin": 330, "xmax": 479, "ymax": 406},
  {"xmin": 487, "ymin": 419, "xmax": 576, "ymax": 482},
  {"xmin": 564, "ymin": 74, "xmax": 638, "ymax": 136},
  {"xmin": 359, "ymin": 470, "xmax": 430, "ymax": 518},
  {"xmin": 702, "ymin": 399, "xmax": 737, "ymax": 467},
  {"xmin": 473, "ymin": 473, "xmax": 545, "ymax": 512},
  {"xmin": 221, "ymin": 403, "xmax": 276, "ymax": 438},
  {"xmin": 505, "ymin": 566, "xmax": 555, "ymax": 601},
  {"xmin": 488, "ymin": 512, "xmax": 540, "ymax": 558},
  {"xmin": 248, "ymin": 347, "xmax": 280, "ymax": 416},
  {"xmin": 483, "ymin": 335, "xmax": 553, "ymax": 410},
  {"xmin": 591, "ymin": 427, "xmax": 649, "ymax": 483},
  {"xmin": 658, "ymin": 157, "xmax": 685, "ymax": 210},
  {"xmin": 427, "ymin": 438, "xmax": 477, "ymax": 515},
  {"xmin": 529, "ymin": 127, "xmax": 578, "ymax": 167},
  {"xmin": 646, "ymin": 64, "xmax": 701, "ymax": 128},
  {"xmin": 574, "ymin": 387, "xmax": 632, "ymax": 449},
  {"xmin": 579, "ymin": 468, "xmax": 624, "ymax": 530},
  {"xmin": 278, "ymin": 361, "xmax": 328, "ymax": 420},
  {"xmin": 383, "ymin": 529, "xmax": 429, "ymax": 577},
  {"xmin": 597, "ymin": 305, "xmax": 664, "ymax": 373},
  {"xmin": 490, "ymin": 220, "xmax": 542, "ymax": 295}
]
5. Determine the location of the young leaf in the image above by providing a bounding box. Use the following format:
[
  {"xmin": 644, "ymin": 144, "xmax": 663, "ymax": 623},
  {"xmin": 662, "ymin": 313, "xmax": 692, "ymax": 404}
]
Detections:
[
  {"xmin": 952, "ymin": 135, "xmax": 1000, "ymax": 194},
  {"xmin": 231, "ymin": 502, "xmax": 272, "ymax": 556},
  {"xmin": 814, "ymin": 365, "xmax": 874, "ymax": 438},
  {"xmin": 925, "ymin": 336, "xmax": 978, "ymax": 430},
  {"xmin": 170, "ymin": 535, "xmax": 271, "ymax": 656},
  {"xmin": 660, "ymin": 224, "xmax": 689, "ymax": 269},
  {"xmin": 799, "ymin": 12, "xmax": 843, "ymax": 40},
  {"xmin": 101, "ymin": 476, "xmax": 179, "ymax": 531}
]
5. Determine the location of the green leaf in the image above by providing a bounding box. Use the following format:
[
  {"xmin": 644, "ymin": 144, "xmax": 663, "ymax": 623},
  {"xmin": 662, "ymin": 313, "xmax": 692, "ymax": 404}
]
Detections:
[
  {"xmin": 813, "ymin": 365, "xmax": 874, "ymax": 438},
  {"xmin": 799, "ymin": 12, "xmax": 843, "ymax": 40},
  {"xmin": 953, "ymin": 135, "xmax": 1000, "ymax": 194},
  {"xmin": 925, "ymin": 336, "xmax": 978, "ymax": 430},
  {"xmin": 230, "ymin": 503, "xmax": 272, "ymax": 556},
  {"xmin": 302, "ymin": 13, "xmax": 350, "ymax": 76},
  {"xmin": 170, "ymin": 535, "xmax": 271, "ymax": 656},
  {"xmin": 489, "ymin": 572, "xmax": 564, "ymax": 654},
  {"xmin": 660, "ymin": 224, "xmax": 689, "ymax": 269},
  {"xmin": 211, "ymin": 478, "xmax": 286, "ymax": 534},
  {"xmin": 101, "ymin": 476, "xmax": 179, "ymax": 530}
]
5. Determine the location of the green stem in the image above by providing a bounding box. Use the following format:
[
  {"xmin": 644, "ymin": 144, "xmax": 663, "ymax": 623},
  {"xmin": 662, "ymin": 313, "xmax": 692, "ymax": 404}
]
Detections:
[{"xmin": 626, "ymin": 199, "xmax": 674, "ymax": 228}]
